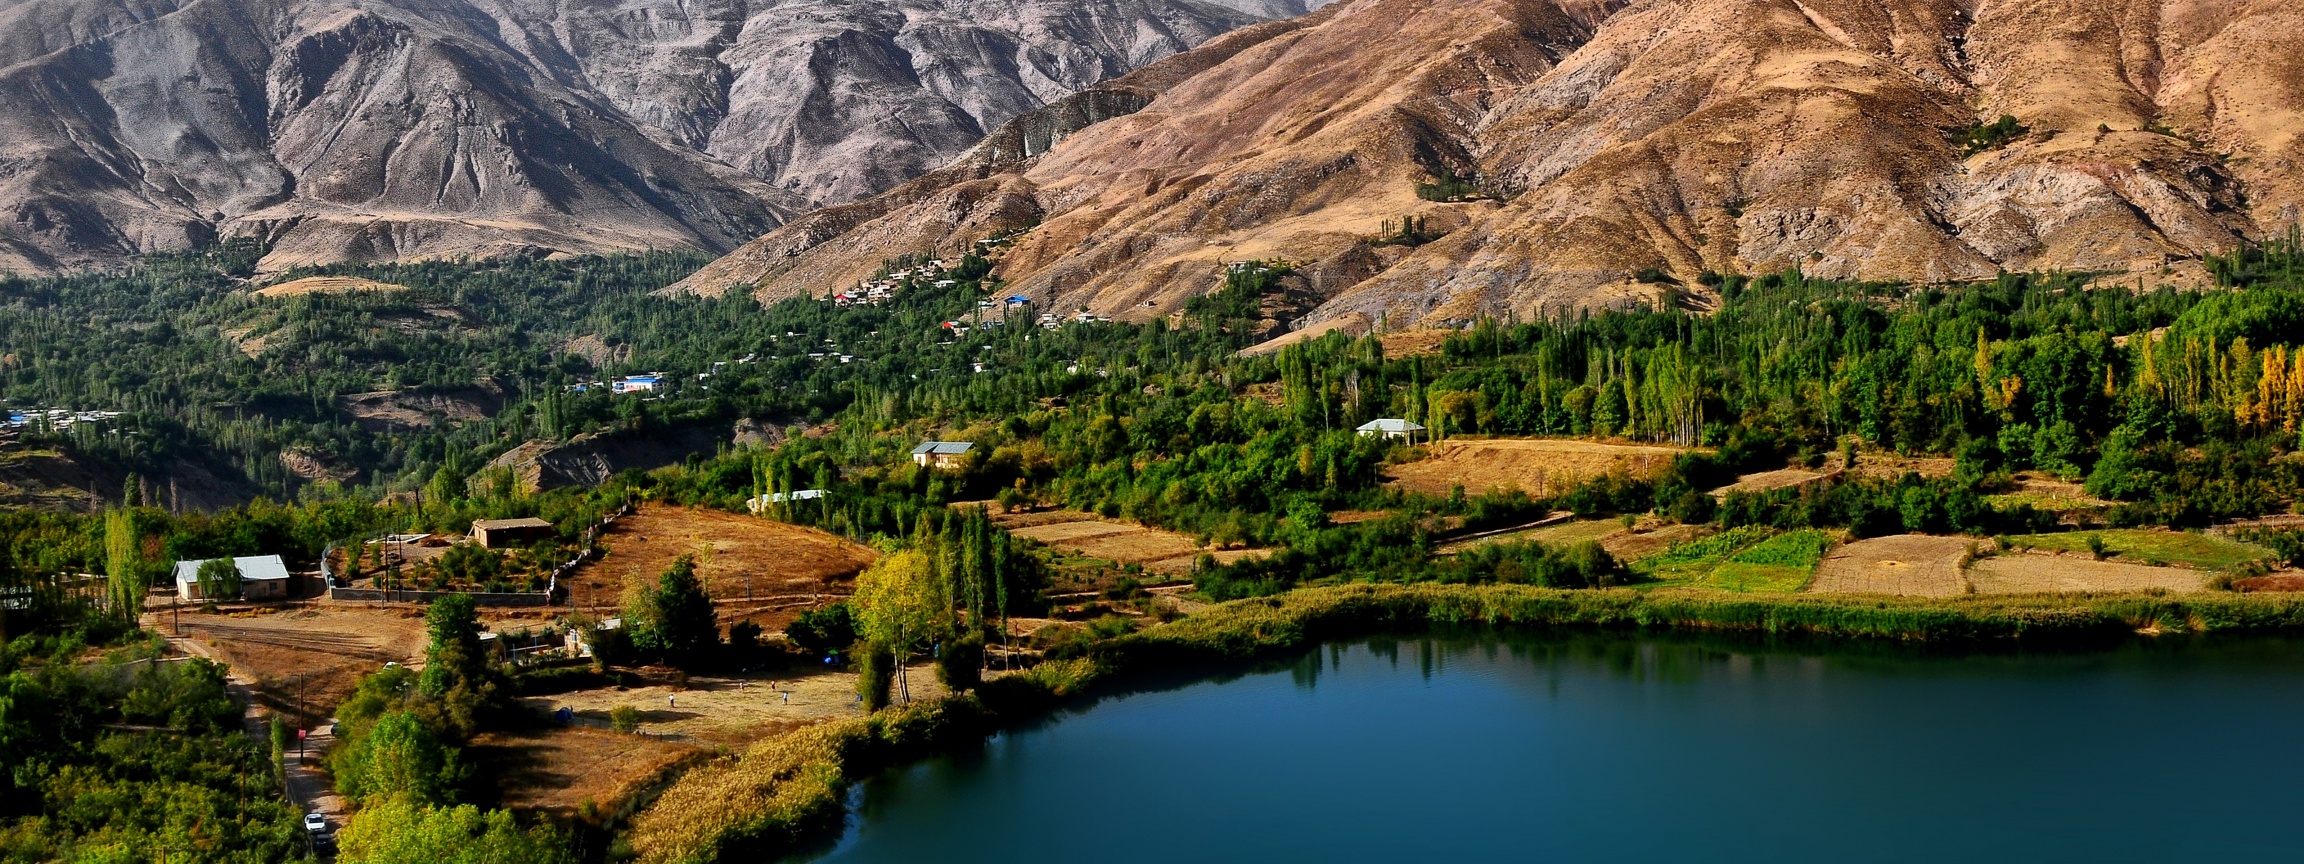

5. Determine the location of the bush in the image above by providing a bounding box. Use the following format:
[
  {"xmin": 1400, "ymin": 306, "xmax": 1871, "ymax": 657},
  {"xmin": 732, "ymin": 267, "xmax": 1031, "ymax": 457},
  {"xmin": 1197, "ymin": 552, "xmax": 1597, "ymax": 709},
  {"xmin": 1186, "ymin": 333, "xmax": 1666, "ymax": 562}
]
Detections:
[
  {"xmin": 784, "ymin": 604, "xmax": 856, "ymax": 656},
  {"xmin": 611, "ymin": 705, "xmax": 641, "ymax": 734},
  {"xmin": 1414, "ymin": 166, "xmax": 1479, "ymax": 202},
  {"xmin": 935, "ymin": 633, "xmax": 983, "ymax": 691},
  {"xmin": 856, "ymin": 642, "xmax": 895, "ymax": 712}
]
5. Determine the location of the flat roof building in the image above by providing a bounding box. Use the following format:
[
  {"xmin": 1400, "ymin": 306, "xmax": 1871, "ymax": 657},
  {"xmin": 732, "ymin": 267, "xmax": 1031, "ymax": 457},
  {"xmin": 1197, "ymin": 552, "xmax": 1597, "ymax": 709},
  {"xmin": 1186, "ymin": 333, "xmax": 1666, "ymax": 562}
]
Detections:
[{"xmin": 471, "ymin": 517, "xmax": 554, "ymax": 549}]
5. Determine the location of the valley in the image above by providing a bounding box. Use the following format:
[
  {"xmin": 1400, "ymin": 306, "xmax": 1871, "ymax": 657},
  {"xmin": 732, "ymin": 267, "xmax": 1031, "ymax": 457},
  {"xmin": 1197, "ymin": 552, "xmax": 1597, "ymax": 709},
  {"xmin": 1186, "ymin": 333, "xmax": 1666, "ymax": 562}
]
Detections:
[{"xmin": 4, "ymin": 1, "xmax": 2304, "ymax": 862}]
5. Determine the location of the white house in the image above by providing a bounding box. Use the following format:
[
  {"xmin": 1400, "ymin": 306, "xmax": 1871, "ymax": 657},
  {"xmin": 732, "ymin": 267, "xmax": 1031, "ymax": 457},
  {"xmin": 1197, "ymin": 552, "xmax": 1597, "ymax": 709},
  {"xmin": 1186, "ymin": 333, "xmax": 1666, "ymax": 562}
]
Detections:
[
  {"xmin": 173, "ymin": 555, "xmax": 293, "ymax": 602},
  {"xmin": 1356, "ymin": 418, "xmax": 1426, "ymax": 442},
  {"xmin": 611, "ymin": 374, "xmax": 664, "ymax": 394},
  {"xmin": 911, "ymin": 441, "xmax": 974, "ymax": 469},
  {"xmin": 746, "ymin": 489, "xmax": 827, "ymax": 513}
]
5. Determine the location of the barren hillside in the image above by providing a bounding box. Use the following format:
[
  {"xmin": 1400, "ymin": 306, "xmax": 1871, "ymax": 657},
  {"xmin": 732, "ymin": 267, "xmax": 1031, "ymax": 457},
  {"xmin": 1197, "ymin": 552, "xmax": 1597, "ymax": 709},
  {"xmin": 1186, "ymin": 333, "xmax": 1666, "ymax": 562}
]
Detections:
[
  {"xmin": 0, "ymin": 0, "xmax": 1294, "ymax": 273},
  {"xmin": 676, "ymin": 0, "xmax": 2304, "ymax": 330}
]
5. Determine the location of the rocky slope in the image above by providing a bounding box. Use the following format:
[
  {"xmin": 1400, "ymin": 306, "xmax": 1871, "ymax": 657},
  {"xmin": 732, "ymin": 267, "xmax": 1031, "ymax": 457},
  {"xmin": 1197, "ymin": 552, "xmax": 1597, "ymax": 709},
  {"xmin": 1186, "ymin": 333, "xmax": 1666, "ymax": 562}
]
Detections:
[
  {"xmin": 0, "ymin": 0, "xmax": 1292, "ymax": 273},
  {"xmin": 675, "ymin": 0, "xmax": 2304, "ymax": 331}
]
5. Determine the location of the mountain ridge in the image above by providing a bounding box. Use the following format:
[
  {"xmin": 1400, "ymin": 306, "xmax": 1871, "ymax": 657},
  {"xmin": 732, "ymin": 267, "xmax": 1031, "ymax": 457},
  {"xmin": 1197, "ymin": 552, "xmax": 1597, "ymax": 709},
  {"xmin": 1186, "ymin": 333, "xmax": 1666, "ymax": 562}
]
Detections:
[
  {"xmin": 0, "ymin": 0, "xmax": 1291, "ymax": 274},
  {"xmin": 673, "ymin": 0, "xmax": 2304, "ymax": 332}
]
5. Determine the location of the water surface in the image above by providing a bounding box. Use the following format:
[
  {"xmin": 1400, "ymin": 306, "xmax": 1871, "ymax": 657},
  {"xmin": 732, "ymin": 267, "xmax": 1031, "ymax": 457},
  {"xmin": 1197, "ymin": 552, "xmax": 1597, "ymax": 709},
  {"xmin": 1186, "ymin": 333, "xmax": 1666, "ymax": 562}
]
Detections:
[{"xmin": 803, "ymin": 632, "xmax": 2304, "ymax": 862}]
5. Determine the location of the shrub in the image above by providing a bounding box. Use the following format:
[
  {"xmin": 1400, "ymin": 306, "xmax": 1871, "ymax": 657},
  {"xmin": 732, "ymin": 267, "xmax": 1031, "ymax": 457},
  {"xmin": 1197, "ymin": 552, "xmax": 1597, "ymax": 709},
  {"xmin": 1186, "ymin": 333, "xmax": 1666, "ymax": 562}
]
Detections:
[
  {"xmin": 1960, "ymin": 115, "xmax": 2027, "ymax": 155},
  {"xmin": 856, "ymin": 642, "xmax": 895, "ymax": 711},
  {"xmin": 611, "ymin": 705, "xmax": 641, "ymax": 734}
]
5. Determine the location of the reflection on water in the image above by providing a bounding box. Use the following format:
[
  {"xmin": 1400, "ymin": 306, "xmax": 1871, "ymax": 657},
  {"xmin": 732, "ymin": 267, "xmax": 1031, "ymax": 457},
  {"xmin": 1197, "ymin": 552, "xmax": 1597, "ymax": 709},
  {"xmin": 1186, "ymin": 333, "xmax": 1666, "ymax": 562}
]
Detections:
[{"xmin": 798, "ymin": 629, "xmax": 2304, "ymax": 863}]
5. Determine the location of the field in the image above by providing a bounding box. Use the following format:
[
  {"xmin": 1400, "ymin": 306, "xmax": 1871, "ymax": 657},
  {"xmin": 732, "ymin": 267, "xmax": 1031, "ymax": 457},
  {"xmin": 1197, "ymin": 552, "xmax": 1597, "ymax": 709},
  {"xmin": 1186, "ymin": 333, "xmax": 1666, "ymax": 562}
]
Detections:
[
  {"xmin": 1384, "ymin": 438, "xmax": 1693, "ymax": 497},
  {"xmin": 1709, "ymin": 467, "xmax": 1830, "ymax": 498},
  {"xmin": 995, "ymin": 510, "xmax": 1261, "ymax": 576},
  {"xmin": 1702, "ymin": 530, "xmax": 1833, "ymax": 592},
  {"xmin": 157, "ymin": 605, "xmax": 429, "ymax": 725},
  {"xmin": 251, "ymin": 275, "xmax": 409, "ymax": 297},
  {"xmin": 1438, "ymin": 517, "xmax": 1704, "ymax": 564},
  {"xmin": 471, "ymin": 725, "xmax": 702, "ymax": 817},
  {"xmin": 523, "ymin": 668, "xmax": 942, "ymax": 747},
  {"xmin": 2003, "ymin": 529, "xmax": 2275, "ymax": 570},
  {"xmin": 1966, "ymin": 554, "xmax": 2211, "ymax": 594},
  {"xmin": 567, "ymin": 505, "xmax": 877, "ymax": 630},
  {"xmin": 1805, "ymin": 534, "xmax": 1976, "ymax": 597},
  {"xmin": 1634, "ymin": 526, "xmax": 1774, "ymax": 583},
  {"xmin": 1982, "ymin": 475, "xmax": 2112, "ymax": 513}
]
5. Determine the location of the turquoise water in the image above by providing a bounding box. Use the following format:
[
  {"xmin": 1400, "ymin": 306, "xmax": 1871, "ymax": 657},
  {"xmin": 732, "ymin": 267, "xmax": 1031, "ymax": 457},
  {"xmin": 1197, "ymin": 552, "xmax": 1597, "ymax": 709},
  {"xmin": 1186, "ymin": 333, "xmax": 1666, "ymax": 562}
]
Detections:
[{"xmin": 801, "ymin": 632, "xmax": 2304, "ymax": 862}]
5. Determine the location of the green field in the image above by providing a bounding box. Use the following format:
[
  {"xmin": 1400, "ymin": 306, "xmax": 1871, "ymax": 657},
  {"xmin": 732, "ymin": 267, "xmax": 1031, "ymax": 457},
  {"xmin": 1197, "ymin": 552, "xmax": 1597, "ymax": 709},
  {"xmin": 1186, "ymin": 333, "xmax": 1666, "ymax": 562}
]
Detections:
[
  {"xmin": 1702, "ymin": 530, "xmax": 1834, "ymax": 592},
  {"xmin": 2004, "ymin": 529, "xmax": 2276, "ymax": 570},
  {"xmin": 1635, "ymin": 526, "xmax": 1773, "ymax": 583}
]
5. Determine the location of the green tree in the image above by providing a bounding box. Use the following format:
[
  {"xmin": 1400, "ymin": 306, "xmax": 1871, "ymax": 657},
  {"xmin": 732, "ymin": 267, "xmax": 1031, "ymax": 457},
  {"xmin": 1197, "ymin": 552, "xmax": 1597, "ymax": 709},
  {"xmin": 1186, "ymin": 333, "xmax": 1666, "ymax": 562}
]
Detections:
[
  {"xmin": 418, "ymin": 594, "xmax": 500, "ymax": 737},
  {"xmin": 195, "ymin": 557, "xmax": 240, "ymax": 601},
  {"xmin": 104, "ymin": 509, "xmax": 145, "ymax": 617},
  {"xmin": 851, "ymin": 549, "xmax": 951, "ymax": 703},
  {"xmin": 337, "ymin": 796, "xmax": 573, "ymax": 864},
  {"xmin": 643, "ymin": 555, "xmax": 719, "ymax": 669},
  {"xmin": 334, "ymin": 711, "xmax": 464, "ymax": 806}
]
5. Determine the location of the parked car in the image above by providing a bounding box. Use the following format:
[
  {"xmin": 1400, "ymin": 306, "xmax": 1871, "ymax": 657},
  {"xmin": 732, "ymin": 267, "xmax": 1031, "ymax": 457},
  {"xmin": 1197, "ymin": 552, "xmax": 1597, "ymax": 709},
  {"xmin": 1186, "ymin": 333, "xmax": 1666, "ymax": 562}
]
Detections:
[{"xmin": 304, "ymin": 812, "xmax": 328, "ymax": 834}]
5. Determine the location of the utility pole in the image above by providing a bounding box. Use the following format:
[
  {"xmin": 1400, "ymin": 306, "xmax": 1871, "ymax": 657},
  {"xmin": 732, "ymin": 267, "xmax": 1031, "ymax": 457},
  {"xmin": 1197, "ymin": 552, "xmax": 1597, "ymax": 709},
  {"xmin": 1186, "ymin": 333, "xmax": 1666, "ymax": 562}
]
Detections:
[{"xmin": 295, "ymin": 673, "xmax": 306, "ymax": 762}]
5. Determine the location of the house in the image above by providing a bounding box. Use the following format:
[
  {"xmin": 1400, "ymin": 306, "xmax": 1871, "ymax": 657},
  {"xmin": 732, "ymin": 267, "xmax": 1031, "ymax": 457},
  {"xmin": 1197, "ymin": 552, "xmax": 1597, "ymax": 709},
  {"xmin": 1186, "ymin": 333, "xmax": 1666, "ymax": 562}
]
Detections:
[
  {"xmin": 566, "ymin": 618, "xmax": 622, "ymax": 658},
  {"xmin": 173, "ymin": 555, "xmax": 292, "ymax": 602},
  {"xmin": 611, "ymin": 374, "xmax": 663, "ymax": 394},
  {"xmin": 1356, "ymin": 418, "xmax": 1426, "ymax": 442},
  {"xmin": 471, "ymin": 517, "xmax": 554, "ymax": 549},
  {"xmin": 747, "ymin": 489, "xmax": 827, "ymax": 513},
  {"xmin": 911, "ymin": 441, "xmax": 974, "ymax": 469}
]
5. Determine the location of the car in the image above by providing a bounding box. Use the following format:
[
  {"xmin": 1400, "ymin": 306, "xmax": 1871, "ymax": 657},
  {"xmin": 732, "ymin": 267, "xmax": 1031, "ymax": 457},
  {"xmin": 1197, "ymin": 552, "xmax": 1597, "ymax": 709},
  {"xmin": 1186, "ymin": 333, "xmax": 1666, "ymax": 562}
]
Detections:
[{"xmin": 303, "ymin": 812, "xmax": 328, "ymax": 834}]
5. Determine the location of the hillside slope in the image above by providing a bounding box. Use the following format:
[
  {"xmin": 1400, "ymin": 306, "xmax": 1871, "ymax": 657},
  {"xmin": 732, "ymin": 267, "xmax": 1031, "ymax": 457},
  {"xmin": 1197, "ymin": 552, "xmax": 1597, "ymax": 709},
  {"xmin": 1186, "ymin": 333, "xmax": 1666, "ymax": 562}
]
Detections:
[
  {"xmin": 0, "ymin": 0, "xmax": 1289, "ymax": 273},
  {"xmin": 675, "ymin": 0, "xmax": 2304, "ymax": 331}
]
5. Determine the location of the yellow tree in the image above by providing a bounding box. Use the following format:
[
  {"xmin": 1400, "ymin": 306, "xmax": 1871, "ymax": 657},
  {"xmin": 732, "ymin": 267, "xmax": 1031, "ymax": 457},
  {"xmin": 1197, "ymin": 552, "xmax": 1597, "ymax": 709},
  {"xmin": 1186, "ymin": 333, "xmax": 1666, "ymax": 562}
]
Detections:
[{"xmin": 851, "ymin": 549, "xmax": 951, "ymax": 704}]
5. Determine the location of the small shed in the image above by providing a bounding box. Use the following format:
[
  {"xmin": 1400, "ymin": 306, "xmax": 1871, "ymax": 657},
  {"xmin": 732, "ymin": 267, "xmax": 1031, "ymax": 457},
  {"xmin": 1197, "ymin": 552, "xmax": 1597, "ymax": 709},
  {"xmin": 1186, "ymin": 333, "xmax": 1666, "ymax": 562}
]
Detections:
[
  {"xmin": 173, "ymin": 555, "xmax": 293, "ymax": 602},
  {"xmin": 910, "ymin": 441, "xmax": 974, "ymax": 469},
  {"xmin": 1356, "ymin": 418, "xmax": 1426, "ymax": 442},
  {"xmin": 471, "ymin": 517, "xmax": 555, "ymax": 549}
]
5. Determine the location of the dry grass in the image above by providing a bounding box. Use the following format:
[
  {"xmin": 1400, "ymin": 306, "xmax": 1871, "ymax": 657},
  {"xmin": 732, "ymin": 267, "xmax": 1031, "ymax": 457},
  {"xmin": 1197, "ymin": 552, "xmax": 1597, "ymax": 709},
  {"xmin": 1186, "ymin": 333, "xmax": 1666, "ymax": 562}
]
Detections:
[
  {"xmin": 1968, "ymin": 554, "xmax": 2211, "ymax": 594},
  {"xmin": 1384, "ymin": 437, "xmax": 1693, "ymax": 497},
  {"xmin": 1377, "ymin": 328, "xmax": 1454, "ymax": 357},
  {"xmin": 252, "ymin": 275, "xmax": 409, "ymax": 298},
  {"xmin": 163, "ymin": 605, "xmax": 429, "ymax": 725},
  {"xmin": 1806, "ymin": 534, "xmax": 1975, "ymax": 597},
  {"xmin": 568, "ymin": 505, "xmax": 877, "ymax": 631},
  {"xmin": 996, "ymin": 510, "xmax": 1246, "ymax": 575},
  {"xmin": 521, "ymin": 668, "xmax": 934, "ymax": 748},
  {"xmin": 469, "ymin": 725, "xmax": 703, "ymax": 817},
  {"xmin": 1710, "ymin": 467, "xmax": 1830, "ymax": 497}
]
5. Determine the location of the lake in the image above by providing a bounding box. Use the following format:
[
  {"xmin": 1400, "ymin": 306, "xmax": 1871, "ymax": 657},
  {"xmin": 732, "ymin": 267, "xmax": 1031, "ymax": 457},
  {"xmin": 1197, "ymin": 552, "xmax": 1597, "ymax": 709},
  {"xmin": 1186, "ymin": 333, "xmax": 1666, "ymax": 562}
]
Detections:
[{"xmin": 799, "ymin": 631, "xmax": 2304, "ymax": 862}]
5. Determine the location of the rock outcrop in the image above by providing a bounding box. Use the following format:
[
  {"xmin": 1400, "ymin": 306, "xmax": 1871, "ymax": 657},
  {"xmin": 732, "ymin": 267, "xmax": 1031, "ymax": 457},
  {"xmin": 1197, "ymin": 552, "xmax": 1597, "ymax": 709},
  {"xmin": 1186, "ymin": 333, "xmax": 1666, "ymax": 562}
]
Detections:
[
  {"xmin": 0, "ymin": 0, "xmax": 1291, "ymax": 273},
  {"xmin": 675, "ymin": 0, "xmax": 2304, "ymax": 330}
]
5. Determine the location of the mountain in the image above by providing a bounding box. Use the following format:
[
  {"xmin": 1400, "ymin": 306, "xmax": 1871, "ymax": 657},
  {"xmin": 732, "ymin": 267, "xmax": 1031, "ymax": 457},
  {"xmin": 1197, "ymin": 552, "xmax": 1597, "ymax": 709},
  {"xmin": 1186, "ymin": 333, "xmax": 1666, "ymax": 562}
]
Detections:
[
  {"xmin": 0, "ymin": 0, "xmax": 1292, "ymax": 274},
  {"xmin": 672, "ymin": 0, "xmax": 2304, "ymax": 334}
]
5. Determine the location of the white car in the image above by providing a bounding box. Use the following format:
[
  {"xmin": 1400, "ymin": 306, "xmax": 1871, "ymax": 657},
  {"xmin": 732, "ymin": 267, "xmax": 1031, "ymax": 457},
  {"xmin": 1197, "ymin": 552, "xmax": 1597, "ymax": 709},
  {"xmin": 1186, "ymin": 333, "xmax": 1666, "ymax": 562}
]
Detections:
[{"xmin": 303, "ymin": 812, "xmax": 328, "ymax": 834}]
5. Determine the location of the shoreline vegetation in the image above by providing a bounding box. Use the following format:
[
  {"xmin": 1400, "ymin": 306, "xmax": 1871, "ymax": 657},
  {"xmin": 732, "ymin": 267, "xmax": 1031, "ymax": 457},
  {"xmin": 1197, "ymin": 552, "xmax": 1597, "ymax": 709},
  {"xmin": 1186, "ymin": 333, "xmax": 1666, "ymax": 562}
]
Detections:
[{"xmin": 626, "ymin": 582, "xmax": 2304, "ymax": 864}]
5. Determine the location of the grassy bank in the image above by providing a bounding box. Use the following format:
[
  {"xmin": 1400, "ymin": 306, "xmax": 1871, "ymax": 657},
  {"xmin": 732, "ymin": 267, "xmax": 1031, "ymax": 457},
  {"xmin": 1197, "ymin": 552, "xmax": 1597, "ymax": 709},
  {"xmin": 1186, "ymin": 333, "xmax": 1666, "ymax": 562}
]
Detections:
[{"xmin": 627, "ymin": 584, "xmax": 2304, "ymax": 863}]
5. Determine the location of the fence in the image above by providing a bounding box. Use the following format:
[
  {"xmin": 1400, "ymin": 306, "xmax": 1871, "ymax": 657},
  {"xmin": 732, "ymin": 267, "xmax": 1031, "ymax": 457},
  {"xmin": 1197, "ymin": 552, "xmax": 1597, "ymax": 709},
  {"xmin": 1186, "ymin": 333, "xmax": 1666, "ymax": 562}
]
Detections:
[{"xmin": 321, "ymin": 504, "xmax": 634, "ymax": 606}]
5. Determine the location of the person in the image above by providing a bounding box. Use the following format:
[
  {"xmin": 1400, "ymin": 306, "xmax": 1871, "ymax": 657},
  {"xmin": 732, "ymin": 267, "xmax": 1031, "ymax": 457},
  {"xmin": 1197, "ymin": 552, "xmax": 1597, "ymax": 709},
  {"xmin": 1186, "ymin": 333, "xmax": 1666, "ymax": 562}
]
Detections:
[
  {"xmin": 781, "ymin": 690, "xmax": 790, "ymax": 705},
  {"xmin": 668, "ymin": 694, "xmax": 676, "ymax": 709}
]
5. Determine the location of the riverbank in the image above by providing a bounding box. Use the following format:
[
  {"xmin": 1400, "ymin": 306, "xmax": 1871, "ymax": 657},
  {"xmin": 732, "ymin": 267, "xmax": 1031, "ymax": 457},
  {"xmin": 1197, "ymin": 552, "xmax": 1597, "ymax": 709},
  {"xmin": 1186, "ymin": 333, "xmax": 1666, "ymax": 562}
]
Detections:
[{"xmin": 624, "ymin": 584, "xmax": 2304, "ymax": 863}]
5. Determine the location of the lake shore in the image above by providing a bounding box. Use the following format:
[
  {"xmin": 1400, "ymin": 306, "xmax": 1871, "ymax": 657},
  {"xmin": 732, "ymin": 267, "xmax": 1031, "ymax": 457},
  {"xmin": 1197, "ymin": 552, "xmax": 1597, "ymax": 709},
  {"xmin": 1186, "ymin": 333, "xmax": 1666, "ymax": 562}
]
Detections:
[{"xmin": 624, "ymin": 583, "xmax": 2304, "ymax": 863}]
